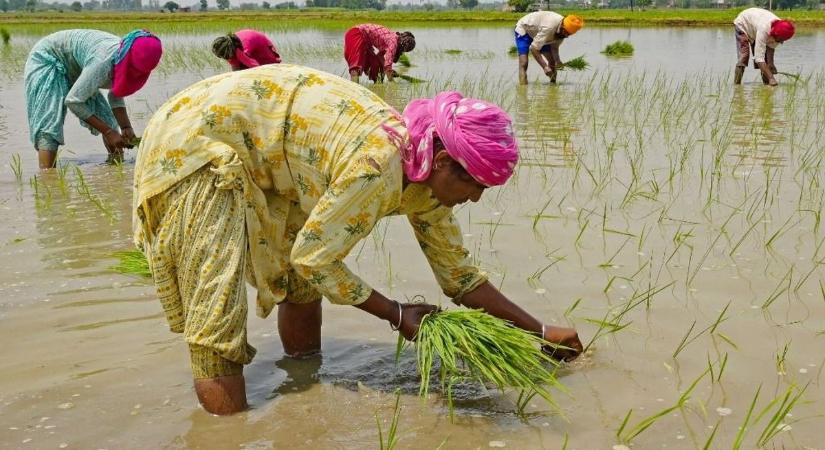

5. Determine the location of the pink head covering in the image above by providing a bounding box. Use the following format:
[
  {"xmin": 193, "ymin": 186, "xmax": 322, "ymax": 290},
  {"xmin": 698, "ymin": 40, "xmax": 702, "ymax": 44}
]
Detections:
[
  {"xmin": 770, "ymin": 20, "xmax": 795, "ymax": 42},
  {"xmin": 112, "ymin": 30, "xmax": 162, "ymax": 98},
  {"xmin": 401, "ymin": 91, "xmax": 519, "ymax": 187},
  {"xmin": 230, "ymin": 29, "xmax": 281, "ymax": 69}
]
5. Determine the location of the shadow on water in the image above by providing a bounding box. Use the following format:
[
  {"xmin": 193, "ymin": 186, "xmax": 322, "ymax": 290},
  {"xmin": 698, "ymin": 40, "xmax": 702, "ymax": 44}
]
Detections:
[{"xmin": 245, "ymin": 338, "xmax": 569, "ymax": 418}]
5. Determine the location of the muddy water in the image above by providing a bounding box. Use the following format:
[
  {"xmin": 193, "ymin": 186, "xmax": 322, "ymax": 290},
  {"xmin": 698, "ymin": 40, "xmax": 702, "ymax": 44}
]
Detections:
[{"xmin": 1, "ymin": 25, "xmax": 825, "ymax": 449}]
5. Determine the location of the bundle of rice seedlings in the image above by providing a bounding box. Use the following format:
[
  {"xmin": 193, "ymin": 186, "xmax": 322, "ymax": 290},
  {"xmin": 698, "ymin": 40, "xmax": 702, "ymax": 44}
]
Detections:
[
  {"xmin": 396, "ymin": 74, "xmax": 427, "ymax": 84},
  {"xmin": 777, "ymin": 71, "xmax": 802, "ymax": 82},
  {"xmin": 602, "ymin": 40, "xmax": 634, "ymax": 57},
  {"xmin": 398, "ymin": 54, "xmax": 411, "ymax": 67},
  {"xmin": 507, "ymin": 45, "xmax": 518, "ymax": 56},
  {"xmin": 131, "ymin": 136, "xmax": 142, "ymax": 147},
  {"xmin": 111, "ymin": 249, "xmax": 151, "ymax": 278},
  {"xmin": 0, "ymin": 28, "xmax": 10, "ymax": 46},
  {"xmin": 413, "ymin": 309, "xmax": 564, "ymax": 413},
  {"xmin": 560, "ymin": 55, "xmax": 589, "ymax": 71}
]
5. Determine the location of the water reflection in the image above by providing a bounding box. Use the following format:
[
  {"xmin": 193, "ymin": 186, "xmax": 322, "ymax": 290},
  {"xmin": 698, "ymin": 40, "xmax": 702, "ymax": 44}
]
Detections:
[
  {"xmin": 729, "ymin": 86, "xmax": 787, "ymax": 168},
  {"xmin": 32, "ymin": 164, "xmax": 133, "ymax": 273},
  {"xmin": 513, "ymin": 85, "xmax": 578, "ymax": 169}
]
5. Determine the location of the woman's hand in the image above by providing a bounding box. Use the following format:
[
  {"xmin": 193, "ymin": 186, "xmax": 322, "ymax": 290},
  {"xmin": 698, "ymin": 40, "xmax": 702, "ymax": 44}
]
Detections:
[
  {"xmin": 120, "ymin": 126, "xmax": 137, "ymax": 148},
  {"xmin": 398, "ymin": 303, "xmax": 439, "ymax": 341},
  {"xmin": 542, "ymin": 325, "xmax": 583, "ymax": 362},
  {"xmin": 103, "ymin": 129, "xmax": 128, "ymax": 152}
]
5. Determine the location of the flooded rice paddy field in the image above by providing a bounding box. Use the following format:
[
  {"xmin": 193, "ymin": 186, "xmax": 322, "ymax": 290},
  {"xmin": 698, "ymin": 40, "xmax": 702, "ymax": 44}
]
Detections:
[{"xmin": 1, "ymin": 24, "xmax": 825, "ymax": 449}]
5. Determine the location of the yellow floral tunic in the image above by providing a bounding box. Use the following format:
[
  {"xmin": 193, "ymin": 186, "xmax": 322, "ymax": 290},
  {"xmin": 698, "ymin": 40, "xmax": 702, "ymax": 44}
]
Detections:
[{"xmin": 133, "ymin": 65, "xmax": 485, "ymax": 324}]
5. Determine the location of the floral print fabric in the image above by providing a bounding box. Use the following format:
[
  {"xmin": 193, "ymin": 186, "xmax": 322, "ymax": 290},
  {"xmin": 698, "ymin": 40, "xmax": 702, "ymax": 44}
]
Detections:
[{"xmin": 133, "ymin": 65, "xmax": 485, "ymax": 321}]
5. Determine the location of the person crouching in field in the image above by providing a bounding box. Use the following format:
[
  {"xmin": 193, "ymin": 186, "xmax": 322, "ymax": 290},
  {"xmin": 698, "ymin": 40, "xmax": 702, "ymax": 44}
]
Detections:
[
  {"xmin": 733, "ymin": 8, "xmax": 795, "ymax": 86},
  {"xmin": 344, "ymin": 24, "xmax": 415, "ymax": 83},
  {"xmin": 514, "ymin": 11, "xmax": 583, "ymax": 85},
  {"xmin": 132, "ymin": 64, "xmax": 583, "ymax": 415},
  {"xmin": 212, "ymin": 30, "xmax": 281, "ymax": 71},
  {"xmin": 24, "ymin": 29, "xmax": 162, "ymax": 169}
]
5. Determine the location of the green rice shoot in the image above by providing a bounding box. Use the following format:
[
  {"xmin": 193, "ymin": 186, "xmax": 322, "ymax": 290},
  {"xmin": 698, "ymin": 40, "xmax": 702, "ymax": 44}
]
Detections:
[
  {"xmin": 111, "ymin": 249, "xmax": 151, "ymax": 278},
  {"xmin": 507, "ymin": 45, "xmax": 517, "ymax": 56},
  {"xmin": 413, "ymin": 309, "xmax": 564, "ymax": 414},
  {"xmin": 444, "ymin": 49, "xmax": 462, "ymax": 55},
  {"xmin": 397, "ymin": 74, "xmax": 427, "ymax": 84},
  {"xmin": 602, "ymin": 40, "xmax": 634, "ymax": 57},
  {"xmin": 398, "ymin": 53, "xmax": 411, "ymax": 67},
  {"xmin": 0, "ymin": 28, "xmax": 10, "ymax": 45},
  {"xmin": 561, "ymin": 55, "xmax": 589, "ymax": 71}
]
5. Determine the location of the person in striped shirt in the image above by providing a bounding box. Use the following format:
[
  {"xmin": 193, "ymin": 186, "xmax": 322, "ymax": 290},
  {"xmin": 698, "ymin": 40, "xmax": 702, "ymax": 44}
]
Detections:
[{"xmin": 344, "ymin": 23, "xmax": 415, "ymax": 83}]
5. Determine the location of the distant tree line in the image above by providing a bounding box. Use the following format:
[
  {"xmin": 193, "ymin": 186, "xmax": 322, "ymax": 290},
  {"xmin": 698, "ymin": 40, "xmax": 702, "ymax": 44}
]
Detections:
[
  {"xmin": 508, "ymin": 0, "xmax": 822, "ymax": 10},
  {"xmin": 303, "ymin": 0, "xmax": 386, "ymax": 9},
  {"xmin": 0, "ymin": 0, "xmax": 820, "ymax": 13}
]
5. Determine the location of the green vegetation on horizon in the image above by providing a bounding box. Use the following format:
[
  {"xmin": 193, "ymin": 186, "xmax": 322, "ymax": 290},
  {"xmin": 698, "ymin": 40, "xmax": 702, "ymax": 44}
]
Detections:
[{"xmin": 2, "ymin": 9, "xmax": 825, "ymax": 34}]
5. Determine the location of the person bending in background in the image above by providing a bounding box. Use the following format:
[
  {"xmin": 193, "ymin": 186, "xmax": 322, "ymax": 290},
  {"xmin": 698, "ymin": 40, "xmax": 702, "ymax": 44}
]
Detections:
[
  {"xmin": 733, "ymin": 8, "xmax": 795, "ymax": 86},
  {"xmin": 212, "ymin": 29, "xmax": 282, "ymax": 71},
  {"xmin": 132, "ymin": 64, "xmax": 582, "ymax": 415},
  {"xmin": 344, "ymin": 23, "xmax": 415, "ymax": 83},
  {"xmin": 514, "ymin": 11, "xmax": 583, "ymax": 85},
  {"xmin": 24, "ymin": 29, "xmax": 162, "ymax": 169}
]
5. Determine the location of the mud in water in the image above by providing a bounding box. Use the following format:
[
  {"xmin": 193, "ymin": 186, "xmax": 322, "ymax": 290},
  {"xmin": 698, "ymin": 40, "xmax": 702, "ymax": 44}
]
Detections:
[{"xmin": 1, "ymin": 25, "xmax": 825, "ymax": 449}]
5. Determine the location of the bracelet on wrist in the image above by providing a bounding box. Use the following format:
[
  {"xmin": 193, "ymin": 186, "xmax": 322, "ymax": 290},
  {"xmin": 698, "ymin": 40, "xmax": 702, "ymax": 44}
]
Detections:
[{"xmin": 389, "ymin": 301, "xmax": 402, "ymax": 331}]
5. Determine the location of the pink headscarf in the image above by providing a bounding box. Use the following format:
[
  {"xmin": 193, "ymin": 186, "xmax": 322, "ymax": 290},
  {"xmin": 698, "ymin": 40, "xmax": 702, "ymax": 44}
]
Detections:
[
  {"xmin": 401, "ymin": 91, "xmax": 518, "ymax": 187},
  {"xmin": 229, "ymin": 29, "xmax": 281, "ymax": 69}
]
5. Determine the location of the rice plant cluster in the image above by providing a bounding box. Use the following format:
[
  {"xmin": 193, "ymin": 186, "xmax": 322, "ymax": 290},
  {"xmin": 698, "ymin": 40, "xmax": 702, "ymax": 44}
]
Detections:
[
  {"xmin": 413, "ymin": 309, "xmax": 563, "ymax": 413},
  {"xmin": 561, "ymin": 55, "xmax": 589, "ymax": 71},
  {"xmin": 111, "ymin": 249, "xmax": 152, "ymax": 278},
  {"xmin": 602, "ymin": 40, "xmax": 634, "ymax": 56}
]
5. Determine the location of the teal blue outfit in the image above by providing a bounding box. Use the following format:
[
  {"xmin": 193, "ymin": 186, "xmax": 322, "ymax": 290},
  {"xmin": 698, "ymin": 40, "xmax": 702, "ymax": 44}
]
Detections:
[{"xmin": 24, "ymin": 29, "xmax": 124, "ymax": 152}]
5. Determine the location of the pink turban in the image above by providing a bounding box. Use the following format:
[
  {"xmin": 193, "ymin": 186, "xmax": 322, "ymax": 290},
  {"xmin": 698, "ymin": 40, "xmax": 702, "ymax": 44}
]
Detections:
[
  {"xmin": 401, "ymin": 91, "xmax": 519, "ymax": 187},
  {"xmin": 770, "ymin": 20, "xmax": 795, "ymax": 42}
]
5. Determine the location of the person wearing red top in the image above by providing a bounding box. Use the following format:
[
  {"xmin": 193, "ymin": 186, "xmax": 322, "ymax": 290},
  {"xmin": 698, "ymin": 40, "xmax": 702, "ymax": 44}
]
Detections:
[
  {"xmin": 344, "ymin": 23, "xmax": 415, "ymax": 83},
  {"xmin": 211, "ymin": 29, "xmax": 281, "ymax": 71}
]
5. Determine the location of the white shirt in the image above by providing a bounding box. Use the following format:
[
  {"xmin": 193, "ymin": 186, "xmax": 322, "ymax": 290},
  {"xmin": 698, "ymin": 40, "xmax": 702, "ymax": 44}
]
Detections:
[
  {"xmin": 734, "ymin": 7, "xmax": 780, "ymax": 63},
  {"xmin": 515, "ymin": 11, "xmax": 565, "ymax": 51}
]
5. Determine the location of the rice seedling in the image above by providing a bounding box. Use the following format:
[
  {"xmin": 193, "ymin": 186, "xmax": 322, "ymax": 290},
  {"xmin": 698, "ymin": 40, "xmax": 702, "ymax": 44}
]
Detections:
[
  {"xmin": 376, "ymin": 389, "xmax": 402, "ymax": 450},
  {"xmin": 9, "ymin": 153, "xmax": 22, "ymax": 183},
  {"xmin": 397, "ymin": 74, "xmax": 427, "ymax": 84},
  {"xmin": 672, "ymin": 301, "xmax": 730, "ymax": 358},
  {"xmin": 412, "ymin": 308, "xmax": 564, "ymax": 416},
  {"xmin": 775, "ymin": 341, "xmax": 790, "ymax": 375},
  {"xmin": 397, "ymin": 53, "xmax": 411, "ymax": 67},
  {"xmin": 616, "ymin": 367, "xmax": 709, "ymax": 444},
  {"xmin": 731, "ymin": 384, "xmax": 761, "ymax": 450},
  {"xmin": 111, "ymin": 249, "xmax": 151, "ymax": 278},
  {"xmin": 0, "ymin": 28, "xmax": 10, "ymax": 46},
  {"xmin": 777, "ymin": 71, "xmax": 802, "ymax": 82},
  {"xmin": 754, "ymin": 384, "xmax": 807, "ymax": 447},
  {"xmin": 761, "ymin": 267, "xmax": 793, "ymax": 310},
  {"xmin": 72, "ymin": 166, "xmax": 115, "ymax": 221},
  {"xmin": 560, "ymin": 55, "xmax": 589, "ymax": 71},
  {"xmin": 443, "ymin": 49, "xmax": 462, "ymax": 55},
  {"xmin": 602, "ymin": 41, "xmax": 634, "ymax": 57},
  {"xmin": 507, "ymin": 45, "xmax": 517, "ymax": 56}
]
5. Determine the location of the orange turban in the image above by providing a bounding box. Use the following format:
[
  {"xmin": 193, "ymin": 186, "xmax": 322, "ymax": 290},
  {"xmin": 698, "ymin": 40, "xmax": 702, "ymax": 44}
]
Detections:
[{"xmin": 562, "ymin": 15, "xmax": 584, "ymax": 35}]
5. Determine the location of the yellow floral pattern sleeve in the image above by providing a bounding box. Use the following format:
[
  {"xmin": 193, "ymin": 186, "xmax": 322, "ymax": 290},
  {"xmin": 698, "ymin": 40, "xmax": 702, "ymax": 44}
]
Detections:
[
  {"xmin": 403, "ymin": 185, "xmax": 487, "ymax": 301},
  {"xmin": 290, "ymin": 155, "xmax": 399, "ymax": 305}
]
